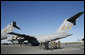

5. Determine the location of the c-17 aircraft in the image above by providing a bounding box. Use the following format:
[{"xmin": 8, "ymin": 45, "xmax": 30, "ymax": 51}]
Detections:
[
  {"xmin": 1, "ymin": 21, "xmax": 21, "ymax": 40},
  {"xmin": 1, "ymin": 12, "xmax": 84, "ymax": 46}
]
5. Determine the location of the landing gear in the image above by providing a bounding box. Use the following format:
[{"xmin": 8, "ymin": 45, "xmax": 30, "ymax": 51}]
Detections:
[
  {"xmin": 18, "ymin": 39, "xmax": 24, "ymax": 46},
  {"xmin": 11, "ymin": 40, "xmax": 14, "ymax": 45}
]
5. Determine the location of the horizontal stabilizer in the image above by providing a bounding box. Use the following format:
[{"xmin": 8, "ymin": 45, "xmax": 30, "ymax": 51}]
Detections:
[
  {"xmin": 67, "ymin": 12, "xmax": 84, "ymax": 25},
  {"xmin": 12, "ymin": 21, "xmax": 21, "ymax": 30}
]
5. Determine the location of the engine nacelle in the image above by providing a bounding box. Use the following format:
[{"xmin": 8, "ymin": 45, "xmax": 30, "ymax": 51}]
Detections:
[{"xmin": 7, "ymin": 35, "xmax": 18, "ymax": 41}]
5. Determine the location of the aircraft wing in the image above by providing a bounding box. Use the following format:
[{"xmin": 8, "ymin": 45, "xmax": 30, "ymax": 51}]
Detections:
[
  {"xmin": 7, "ymin": 32, "xmax": 37, "ymax": 40},
  {"xmin": 7, "ymin": 32, "xmax": 40, "ymax": 45}
]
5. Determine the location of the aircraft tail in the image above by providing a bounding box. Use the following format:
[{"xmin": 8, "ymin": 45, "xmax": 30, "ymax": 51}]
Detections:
[
  {"xmin": 57, "ymin": 12, "xmax": 84, "ymax": 33},
  {"xmin": 2, "ymin": 21, "xmax": 21, "ymax": 34}
]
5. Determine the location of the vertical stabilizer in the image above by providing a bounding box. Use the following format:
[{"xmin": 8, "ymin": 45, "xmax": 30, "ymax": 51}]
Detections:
[
  {"xmin": 2, "ymin": 21, "xmax": 21, "ymax": 34},
  {"xmin": 56, "ymin": 12, "xmax": 84, "ymax": 33}
]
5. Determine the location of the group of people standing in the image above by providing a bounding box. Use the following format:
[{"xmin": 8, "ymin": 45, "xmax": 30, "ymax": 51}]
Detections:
[{"xmin": 39, "ymin": 40, "xmax": 61, "ymax": 50}]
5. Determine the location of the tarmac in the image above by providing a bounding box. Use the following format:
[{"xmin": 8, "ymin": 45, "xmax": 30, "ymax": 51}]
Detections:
[{"xmin": 1, "ymin": 42, "xmax": 84, "ymax": 54}]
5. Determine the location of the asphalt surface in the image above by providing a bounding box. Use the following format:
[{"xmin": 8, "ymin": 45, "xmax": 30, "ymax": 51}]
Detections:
[{"xmin": 1, "ymin": 43, "xmax": 84, "ymax": 54}]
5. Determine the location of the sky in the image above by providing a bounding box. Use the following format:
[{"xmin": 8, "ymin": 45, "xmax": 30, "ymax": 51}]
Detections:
[{"xmin": 1, "ymin": 1, "xmax": 84, "ymax": 43}]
